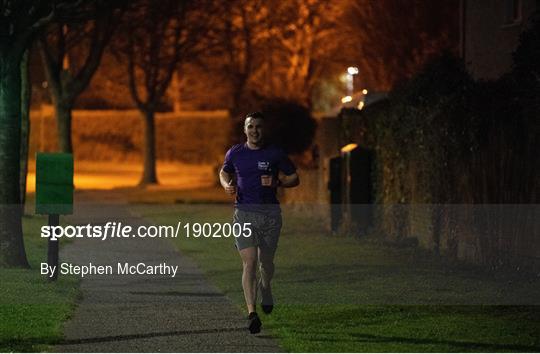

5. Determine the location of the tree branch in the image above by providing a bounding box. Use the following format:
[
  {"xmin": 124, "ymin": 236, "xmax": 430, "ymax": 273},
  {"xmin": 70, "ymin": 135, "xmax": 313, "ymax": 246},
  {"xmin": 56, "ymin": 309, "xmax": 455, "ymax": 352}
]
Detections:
[
  {"xmin": 38, "ymin": 36, "xmax": 63, "ymax": 101},
  {"xmin": 72, "ymin": 8, "xmax": 117, "ymax": 96},
  {"xmin": 127, "ymin": 30, "xmax": 145, "ymax": 111}
]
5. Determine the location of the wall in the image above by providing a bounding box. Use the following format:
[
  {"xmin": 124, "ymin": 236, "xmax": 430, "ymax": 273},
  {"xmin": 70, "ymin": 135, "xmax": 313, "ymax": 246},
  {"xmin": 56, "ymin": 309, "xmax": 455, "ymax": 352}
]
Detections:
[{"xmin": 464, "ymin": 0, "xmax": 537, "ymax": 79}]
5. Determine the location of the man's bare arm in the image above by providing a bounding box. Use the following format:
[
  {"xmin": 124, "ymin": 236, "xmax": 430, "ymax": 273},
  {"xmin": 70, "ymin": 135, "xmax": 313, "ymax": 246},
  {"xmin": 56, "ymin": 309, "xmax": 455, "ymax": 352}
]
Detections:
[
  {"xmin": 278, "ymin": 172, "xmax": 300, "ymax": 188},
  {"xmin": 219, "ymin": 168, "xmax": 236, "ymax": 194}
]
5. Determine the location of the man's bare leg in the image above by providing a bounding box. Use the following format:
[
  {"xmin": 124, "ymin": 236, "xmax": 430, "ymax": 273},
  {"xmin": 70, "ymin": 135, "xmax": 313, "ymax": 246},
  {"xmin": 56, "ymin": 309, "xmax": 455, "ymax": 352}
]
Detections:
[
  {"xmin": 258, "ymin": 247, "xmax": 276, "ymax": 313},
  {"xmin": 239, "ymin": 246, "xmax": 258, "ymax": 313},
  {"xmin": 239, "ymin": 246, "xmax": 262, "ymax": 333}
]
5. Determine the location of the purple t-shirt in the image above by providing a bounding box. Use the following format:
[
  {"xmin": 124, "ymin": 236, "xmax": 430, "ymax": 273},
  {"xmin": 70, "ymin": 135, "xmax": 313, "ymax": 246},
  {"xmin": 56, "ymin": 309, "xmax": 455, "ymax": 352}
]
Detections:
[{"xmin": 222, "ymin": 143, "xmax": 296, "ymax": 211}]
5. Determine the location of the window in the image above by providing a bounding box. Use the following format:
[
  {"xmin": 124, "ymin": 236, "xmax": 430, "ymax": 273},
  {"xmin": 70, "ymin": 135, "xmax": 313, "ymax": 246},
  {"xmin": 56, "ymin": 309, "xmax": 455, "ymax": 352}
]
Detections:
[{"xmin": 504, "ymin": 0, "xmax": 522, "ymax": 24}]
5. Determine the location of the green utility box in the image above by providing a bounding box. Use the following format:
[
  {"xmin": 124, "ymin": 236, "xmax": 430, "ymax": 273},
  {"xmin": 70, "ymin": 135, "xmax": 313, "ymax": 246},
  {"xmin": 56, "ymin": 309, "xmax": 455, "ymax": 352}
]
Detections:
[{"xmin": 35, "ymin": 153, "xmax": 74, "ymax": 215}]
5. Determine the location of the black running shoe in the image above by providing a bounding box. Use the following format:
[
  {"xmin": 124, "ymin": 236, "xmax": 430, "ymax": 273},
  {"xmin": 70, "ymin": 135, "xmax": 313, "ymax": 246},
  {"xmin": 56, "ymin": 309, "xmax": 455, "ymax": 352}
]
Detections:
[
  {"xmin": 259, "ymin": 280, "xmax": 274, "ymax": 314},
  {"xmin": 261, "ymin": 304, "xmax": 273, "ymax": 314},
  {"xmin": 248, "ymin": 312, "xmax": 262, "ymax": 334}
]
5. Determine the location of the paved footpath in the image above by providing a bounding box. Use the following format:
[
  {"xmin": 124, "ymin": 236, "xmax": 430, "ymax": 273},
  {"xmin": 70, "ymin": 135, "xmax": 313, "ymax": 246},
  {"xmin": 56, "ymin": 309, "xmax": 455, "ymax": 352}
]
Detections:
[{"xmin": 54, "ymin": 190, "xmax": 281, "ymax": 352}]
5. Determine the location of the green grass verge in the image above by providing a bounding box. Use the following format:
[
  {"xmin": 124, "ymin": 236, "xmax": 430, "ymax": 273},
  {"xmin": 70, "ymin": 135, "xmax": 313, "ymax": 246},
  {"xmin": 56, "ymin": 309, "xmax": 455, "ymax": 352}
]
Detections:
[
  {"xmin": 0, "ymin": 214, "xmax": 80, "ymax": 352},
  {"xmin": 133, "ymin": 200, "xmax": 540, "ymax": 352}
]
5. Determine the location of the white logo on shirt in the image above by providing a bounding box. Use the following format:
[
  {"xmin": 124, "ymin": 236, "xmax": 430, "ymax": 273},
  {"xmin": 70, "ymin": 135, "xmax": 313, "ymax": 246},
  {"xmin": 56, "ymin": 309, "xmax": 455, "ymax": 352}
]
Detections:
[{"xmin": 258, "ymin": 161, "xmax": 270, "ymax": 171}]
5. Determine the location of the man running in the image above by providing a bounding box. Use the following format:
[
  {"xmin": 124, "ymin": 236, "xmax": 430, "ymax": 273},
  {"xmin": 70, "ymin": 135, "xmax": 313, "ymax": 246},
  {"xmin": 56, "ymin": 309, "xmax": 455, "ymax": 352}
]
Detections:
[{"xmin": 219, "ymin": 111, "xmax": 300, "ymax": 334}]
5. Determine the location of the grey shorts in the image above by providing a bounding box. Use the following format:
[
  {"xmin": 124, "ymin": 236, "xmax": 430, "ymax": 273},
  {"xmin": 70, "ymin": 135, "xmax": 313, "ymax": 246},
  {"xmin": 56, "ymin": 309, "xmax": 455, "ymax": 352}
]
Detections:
[{"xmin": 233, "ymin": 208, "xmax": 282, "ymax": 251}]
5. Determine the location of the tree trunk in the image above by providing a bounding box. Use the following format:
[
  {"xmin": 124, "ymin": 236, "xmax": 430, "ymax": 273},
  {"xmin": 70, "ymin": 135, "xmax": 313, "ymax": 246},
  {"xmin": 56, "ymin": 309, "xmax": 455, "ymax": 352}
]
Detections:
[
  {"xmin": 0, "ymin": 55, "xmax": 30, "ymax": 268},
  {"xmin": 20, "ymin": 49, "xmax": 31, "ymax": 206},
  {"xmin": 54, "ymin": 102, "xmax": 73, "ymax": 153},
  {"xmin": 139, "ymin": 110, "xmax": 158, "ymax": 185}
]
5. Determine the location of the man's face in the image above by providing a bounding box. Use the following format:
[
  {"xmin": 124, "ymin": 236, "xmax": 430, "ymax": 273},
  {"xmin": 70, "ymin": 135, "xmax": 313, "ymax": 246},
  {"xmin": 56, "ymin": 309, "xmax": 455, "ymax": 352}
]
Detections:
[{"xmin": 244, "ymin": 117, "xmax": 264, "ymax": 145}]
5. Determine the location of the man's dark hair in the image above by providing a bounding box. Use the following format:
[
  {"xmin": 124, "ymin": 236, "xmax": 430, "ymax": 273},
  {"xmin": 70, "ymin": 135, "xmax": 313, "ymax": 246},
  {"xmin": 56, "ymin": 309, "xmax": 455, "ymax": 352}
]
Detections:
[{"xmin": 245, "ymin": 111, "xmax": 265, "ymax": 121}]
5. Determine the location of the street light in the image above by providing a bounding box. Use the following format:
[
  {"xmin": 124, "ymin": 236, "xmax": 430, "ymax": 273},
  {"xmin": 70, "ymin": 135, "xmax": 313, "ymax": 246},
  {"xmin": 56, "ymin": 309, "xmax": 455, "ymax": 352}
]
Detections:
[
  {"xmin": 341, "ymin": 95, "xmax": 352, "ymax": 104},
  {"xmin": 346, "ymin": 66, "xmax": 358, "ymax": 96}
]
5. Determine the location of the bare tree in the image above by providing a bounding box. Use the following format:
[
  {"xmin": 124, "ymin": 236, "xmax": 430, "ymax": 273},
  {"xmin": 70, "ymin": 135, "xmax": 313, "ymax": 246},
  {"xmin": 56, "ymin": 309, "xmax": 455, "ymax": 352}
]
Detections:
[
  {"xmin": 217, "ymin": 0, "xmax": 266, "ymax": 116},
  {"xmin": 264, "ymin": 0, "xmax": 347, "ymax": 106},
  {"xmin": 200, "ymin": 0, "xmax": 348, "ymax": 115},
  {"xmin": 0, "ymin": 1, "xmax": 82, "ymax": 267},
  {"xmin": 342, "ymin": 0, "xmax": 458, "ymax": 91},
  {"xmin": 39, "ymin": 1, "xmax": 123, "ymax": 153},
  {"xmin": 115, "ymin": 0, "xmax": 209, "ymax": 185}
]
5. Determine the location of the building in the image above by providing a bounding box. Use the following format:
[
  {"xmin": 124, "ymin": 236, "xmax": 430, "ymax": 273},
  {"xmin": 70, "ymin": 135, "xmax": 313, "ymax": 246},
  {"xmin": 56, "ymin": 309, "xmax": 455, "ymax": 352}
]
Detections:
[{"xmin": 460, "ymin": 0, "xmax": 539, "ymax": 79}]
